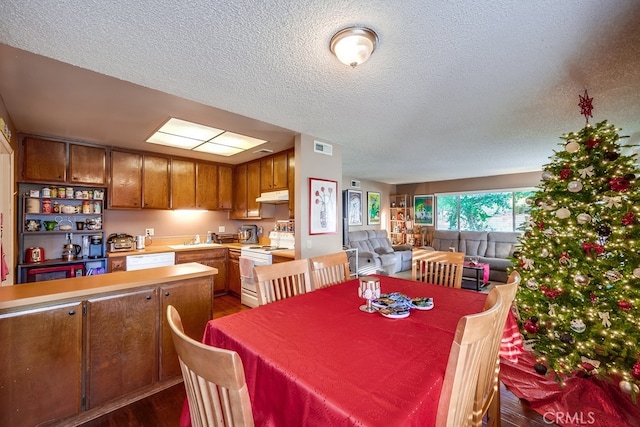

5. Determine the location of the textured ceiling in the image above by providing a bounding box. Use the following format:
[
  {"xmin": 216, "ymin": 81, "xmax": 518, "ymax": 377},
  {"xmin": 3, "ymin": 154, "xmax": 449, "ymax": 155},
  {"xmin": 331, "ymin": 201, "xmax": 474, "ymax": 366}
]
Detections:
[{"xmin": 1, "ymin": 0, "xmax": 640, "ymax": 184}]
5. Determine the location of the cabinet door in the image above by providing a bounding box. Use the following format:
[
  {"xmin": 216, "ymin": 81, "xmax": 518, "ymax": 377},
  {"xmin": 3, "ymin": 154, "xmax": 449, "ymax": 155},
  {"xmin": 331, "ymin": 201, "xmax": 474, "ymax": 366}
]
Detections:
[
  {"xmin": 260, "ymin": 156, "xmax": 273, "ymax": 192},
  {"xmin": 217, "ymin": 164, "xmax": 233, "ymax": 210},
  {"xmin": 196, "ymin": 162, "xmax": 218, "ymax": 210},
  {"xmin": 287, "ymin": 150, "xmax": 295, "ymax": 218},
  {"xmin": 228, "ymin": 249, "xmax": 241, "ymax": 296},
  {"xmin": 175, "ymin": 249, "xmax": 228, "ymax": 295},
  {"xmin": 171, "ymin": 159, "xmax": 196, "ymax": 209},
  {"xmin": 69, "ymin": 144, "xmax": 107, "ymax": 185},
  {"xmin": 85, "ymin": 288, "xmax": 158, "ymax": 409},
  {"xmin": 107, "ymin": 256, "xmax": 126, "ymax": 272},
  {"xmin": 143, "ymin": 155, "xmax": 170, "ymax": 209},
  {"xmin": 110, "ymin": 150, "xmax": 142, "ymax": 208},
  {"xmin": 159, "ymin": 277, "xmax": 213, "ymax": 380},
  {"xmin": 272, "ymin": 151, "xmax": 288, "ymax": 190},
  {"xmin": 247, "ymin": 160, "xmax": 261, "ymax": 217},
  {"xmin": 21, "ymin": 137, "xmax": 67, "ymax": 182},
  {"xmin": 0, "ymin": 302, "xmax": 83, "ymax": 426},
  {"xmin": 231, "ymin": 164, "xmax": 248, "ymax": 218}
]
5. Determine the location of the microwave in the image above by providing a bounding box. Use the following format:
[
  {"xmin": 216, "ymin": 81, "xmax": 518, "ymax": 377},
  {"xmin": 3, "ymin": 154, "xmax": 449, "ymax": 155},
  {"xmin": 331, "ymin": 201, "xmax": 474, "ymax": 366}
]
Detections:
[{"xmin": 26, "ymin": 264, "xmax": 85, "ymax": 283}]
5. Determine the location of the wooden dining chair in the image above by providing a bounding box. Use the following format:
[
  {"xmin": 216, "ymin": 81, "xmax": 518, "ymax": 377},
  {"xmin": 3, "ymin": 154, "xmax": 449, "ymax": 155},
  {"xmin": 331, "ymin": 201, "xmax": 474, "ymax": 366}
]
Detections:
[
  {"xmin": 472, "ymin": 271, "xmax": 520, "ymax": 427},
  {"xmin": 253, "ymin": 259, "xmax": 313, "ymax": 305},
  {"xmin": 166, "ymin": 305, "xmax": 254, "ymax": 427},
  {"xmin": 436, "ymin": 291, "xmax": 502, "ymax": 427},
  {"xmin": 413, "ymin": 250, "xmax": 465, "ymax": 288},
  {"xmin": 309, "ymin": 251, "xmax": 350, "ymax": 289}
]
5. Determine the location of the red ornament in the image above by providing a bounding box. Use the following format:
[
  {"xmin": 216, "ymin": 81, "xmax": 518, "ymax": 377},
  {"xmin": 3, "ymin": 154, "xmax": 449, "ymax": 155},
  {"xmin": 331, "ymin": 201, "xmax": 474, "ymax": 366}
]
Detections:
[
  {"xmin": 537, "ymin": 221, "xmax": 545, "ymax": 230},
  {"xmin": 524, "ymin": 319, "xmax": 539, "ymax": 334},
  {"xmin": 559, "ymin": 253, "xmax": 571, "ymax": 265},
  {"xmin": 581, "ymin": 362, "xmax": 596, "ymax": 372},
  {"xmin": 609, "ymin": 177, "xmax": 630, "ymax": 192},
  {"xmin": 585, "ymin": 137, "xmax": 600, "ymax": 150},
  {"xmin": 617, "ymin": 301, "xmax": 632, "ymax": 311},
  {"xmin": 540, "ymin": 285, "xmax": 563, "ymax": 299},
  {"xmin": 582, "ymin": 242, "xmax": 604, "ymax": 257},
  {"xmin": 590, "ymin": 292, "xmax": 598, "ymax": 305},
  {"xmin": 579, "ymin": 89, "xmax": 594, "ymax": 123},
  {"xmin": 632, "ymin": 361, "xmax": 640, "ymax": 380},
  {"xmin": 559, "ymin": 168, "xmax": 572, "ymax": 180},
  {"xmin": 622, "ymin": 212, "xmax": 635, "ymax": 225}
]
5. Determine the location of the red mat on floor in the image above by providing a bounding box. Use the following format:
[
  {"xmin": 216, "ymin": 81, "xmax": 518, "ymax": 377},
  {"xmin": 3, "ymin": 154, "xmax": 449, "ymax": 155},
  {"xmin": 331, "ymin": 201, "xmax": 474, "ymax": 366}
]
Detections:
[{"xmin": 500, "ymin": 352, "xmax": 640, "ymax": 427}]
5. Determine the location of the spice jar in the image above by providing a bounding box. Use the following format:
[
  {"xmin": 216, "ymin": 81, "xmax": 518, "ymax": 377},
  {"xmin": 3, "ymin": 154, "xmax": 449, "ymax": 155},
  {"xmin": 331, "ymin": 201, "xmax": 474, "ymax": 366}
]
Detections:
[
  {"xmin": 51, "ymin": 187, "xmax": 58, "ymax": 198},
  {"xmin": 58, "ymin": 187, "xmax": 66, "ymax": 199}
]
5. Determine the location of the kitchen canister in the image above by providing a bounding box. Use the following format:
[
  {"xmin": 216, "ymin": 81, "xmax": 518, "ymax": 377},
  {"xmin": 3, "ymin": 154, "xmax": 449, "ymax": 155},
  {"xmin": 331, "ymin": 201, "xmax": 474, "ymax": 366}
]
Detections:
[
  {"xmin": 58, "ymin": 187, "xmax": 66, "ymax": 198},
  {"xmin": 75, "ymin": 190, "xmax": 84, "ymax": 199},
  {"xmin": 66, "ymin": 187, "xmax": 74, "ymax": 198},
  {"xmin": 41, "ymin": 187, "xmax": 51, "ymax": 198},
  {"xmin": 41, "ymin": 199, "xmax": 52, "ymax": 214},
  {"xmin": 51, "ymin": 187, "xmax": 58, "ymax": 198},
  {"xmin": 82, "ymin": 201, "xmax": 92, "ymax": 214},
  {"xmin": 26, "ymin": 198, "xmax": 40, "ymax": 213},
  {"xmin": 93, "ymin": 201, "xmax": 102, "ymax": 214}
]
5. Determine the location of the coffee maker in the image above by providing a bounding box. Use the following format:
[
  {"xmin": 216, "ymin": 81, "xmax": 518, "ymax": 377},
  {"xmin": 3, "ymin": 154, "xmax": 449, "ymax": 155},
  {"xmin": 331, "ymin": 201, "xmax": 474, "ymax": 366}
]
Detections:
[{"xmin": 89, "ymin": 235, "xmax": 104, "ymax": 259}]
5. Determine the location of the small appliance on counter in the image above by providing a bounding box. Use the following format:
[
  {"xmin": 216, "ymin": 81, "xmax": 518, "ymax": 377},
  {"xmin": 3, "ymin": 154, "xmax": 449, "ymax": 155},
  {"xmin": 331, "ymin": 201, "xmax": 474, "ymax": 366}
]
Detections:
[
  {"xmin": 25, "ymin": 247, "xmax": 45, "ymax": 263},
  {"xmin": 238, "ymin": 225, "xmax": 258, "ymax": 244},
  {"xmin": 213, "ymin": 233, "xmax": 239, "ymax": 244},
  {"xmin": 89, "ymin": 235, "xmax": 104, "ymax": 258},
  {"xmin": 135, "ymin": 235, "xmax": 146, "ymax": 250},
  {"xmin": 107, "ymin": 233, "xmax": 135, "ymax": 252}
]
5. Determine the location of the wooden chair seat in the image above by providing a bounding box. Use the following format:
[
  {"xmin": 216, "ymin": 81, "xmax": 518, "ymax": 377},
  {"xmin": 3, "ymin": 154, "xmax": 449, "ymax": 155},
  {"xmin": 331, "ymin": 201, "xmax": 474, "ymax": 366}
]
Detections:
[
  {"xmin": 310, "ymin": 251, "xmax": 350, "ymax": 289},
  {"xmin": 166, "ymin": 305, "xmax": 254, "ymax": 427}
]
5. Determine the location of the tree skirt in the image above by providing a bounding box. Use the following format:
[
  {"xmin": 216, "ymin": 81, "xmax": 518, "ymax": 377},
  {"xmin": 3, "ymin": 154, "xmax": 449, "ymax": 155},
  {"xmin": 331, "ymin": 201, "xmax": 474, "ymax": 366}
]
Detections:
[{"xmin": 500, "ymin": 352, "xmax": 640, "ymax": 427}]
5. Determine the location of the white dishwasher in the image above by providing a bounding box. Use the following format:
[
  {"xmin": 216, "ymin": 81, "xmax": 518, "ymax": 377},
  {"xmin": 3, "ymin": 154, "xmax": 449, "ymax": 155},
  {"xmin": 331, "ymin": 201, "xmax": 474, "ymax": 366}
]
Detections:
[{"xmin": 126, "ymin": 252, "xmax": 175, "ymax": 271}]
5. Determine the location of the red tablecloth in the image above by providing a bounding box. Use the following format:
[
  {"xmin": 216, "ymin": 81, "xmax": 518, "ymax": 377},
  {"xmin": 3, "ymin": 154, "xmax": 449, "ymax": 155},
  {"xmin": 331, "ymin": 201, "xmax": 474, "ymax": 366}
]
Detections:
[{"xmin": 183, "ymin": 276, "xmax": 487, "ymax": 426}]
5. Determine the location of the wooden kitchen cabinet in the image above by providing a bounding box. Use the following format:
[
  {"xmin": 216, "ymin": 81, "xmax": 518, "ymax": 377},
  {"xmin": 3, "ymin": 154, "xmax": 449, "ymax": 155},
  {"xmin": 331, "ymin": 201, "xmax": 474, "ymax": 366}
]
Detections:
[
  {"xmin": 247, "ymin": 160, "xmax": 261, "ymax": 217},
  {"xmin": 69, "ymin": 143, "xmax": 107, "ymax": 185},
  {"xmin": 196, "ymin": 161, "xmax": 218, "ymax": 210},
  {"xmin": 85, "ymin": 287, "xmax": 159, "ymax": 409},
  {"xmin": 231, "ymin": 163, "xmax": 248, "ymax": 218},
  {"xmin": 107, "ymin": 256, "xmax": 126, "ymax": 272},
  {"xmin": 260, "ymin": 151, "xmax": 288, "ymax": 192},
  {"xmin": 21, "ymin": 137, "xmax": 67, "ymax": 182},
  {"xmin": 288, "ymin": 149, "xmax": 295, "ymax": 218},
  {"xmin": 0, "ymin": 302, "xmax": 83, "ymax": 427},
  {"xmin": 171, "ymin": 158, "xmax": 196, "ymax": 209},
  {"xmin": 218, "ymin": 164, "xmax": 233, "ymax": 209},
  {"xmin": 175, "ymin": 249, "xmax": 228, "ymax": 295},
  {"xmin": 227, "ymin": 248, "xmax": 241, "ymax": 296},
  {"xmin": 109, "ymin": 150, "xmax": 143, "ymax": 208},
  {"xmin": 143, "ymin": 154, "xmax": 170, "ymax": 209},
  {"xmin": 231, "ymin": 160, "xmax": 261, "ymax": 218},
  {"xmin": 159, "ymin": 277, "xmax": 213, "ymax": 380}
]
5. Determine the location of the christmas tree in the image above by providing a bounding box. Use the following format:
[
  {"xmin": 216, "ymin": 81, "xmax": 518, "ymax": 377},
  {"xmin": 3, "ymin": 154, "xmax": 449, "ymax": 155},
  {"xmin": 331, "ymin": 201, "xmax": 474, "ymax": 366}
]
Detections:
[{"xmin": 512, "ymin": 91, "xmax": 640, "ymax": 398}]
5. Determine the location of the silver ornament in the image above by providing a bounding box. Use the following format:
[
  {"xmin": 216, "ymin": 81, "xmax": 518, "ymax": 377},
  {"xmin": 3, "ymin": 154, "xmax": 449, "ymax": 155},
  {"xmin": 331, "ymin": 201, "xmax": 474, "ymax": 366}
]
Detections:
[
  {"xmin": 573, "ymin": 274, "xmax": 590, "ymax": 285},
  {"xmin": 541, "ymin": 248, "xmax": 550, "ymax": 258},
  {"xmin": 555, "ymin": 208, "xmax": 571, "ymax": 219},
  {"xmin": 605, "ymin": 270, "xmax": 622, "ymax": 282},
  {"xmin": 541, "ymin": 171, "xmax": 554, "ymax": 181},
  {"xmin": 619, "ymin": 380, "xmax": 640, "ymax": 395},
  {"xmin": 567, "ymin": 181, "xmax": 583, "ymax": 192},
  {"xmin": 526, "ymin": 278, "xmax": 539, "ymax": 290},
  {"xmin": 570, "ymin": 319, "xmax": 586, "ymax": 333},
  {"xmin": 633, "ymin": 268, "xmax": 640, "ymax": 279},
  {"xmin": 577, "ymin": 213, "xmax": 592, "ymax": 224}
]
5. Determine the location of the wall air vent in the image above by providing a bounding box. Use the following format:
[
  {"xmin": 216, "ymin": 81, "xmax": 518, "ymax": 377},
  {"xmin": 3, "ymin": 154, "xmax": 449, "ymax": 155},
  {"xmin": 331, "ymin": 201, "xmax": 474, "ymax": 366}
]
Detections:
[
  {"xmin": 254, "ymin": 148, "xmax": 274, "ymax": 154},
  {"xmin": 351, "ymin": 180, "xmax": 361, "ymax": 188},
  {"xmin": 313, "ymin": 141, "xmax": 333, "ymax": 156}
]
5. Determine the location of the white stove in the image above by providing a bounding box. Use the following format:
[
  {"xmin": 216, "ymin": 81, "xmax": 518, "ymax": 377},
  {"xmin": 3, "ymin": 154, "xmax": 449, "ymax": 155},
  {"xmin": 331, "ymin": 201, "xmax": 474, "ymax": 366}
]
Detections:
[{"xmin": 239, "ymin": 231, "xmax": 295, "ymax": 308}]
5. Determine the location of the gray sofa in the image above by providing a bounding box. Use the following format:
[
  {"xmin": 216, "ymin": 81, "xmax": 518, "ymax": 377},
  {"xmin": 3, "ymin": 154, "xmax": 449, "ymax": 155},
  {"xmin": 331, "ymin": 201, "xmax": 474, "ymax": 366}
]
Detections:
[
  {"xmin": 425, "ymin": 230, "xmax": 521, "ymax": 282},
  {"xmin": 347, "ymin": 230, "xmax": 413, "ymax": 275}
]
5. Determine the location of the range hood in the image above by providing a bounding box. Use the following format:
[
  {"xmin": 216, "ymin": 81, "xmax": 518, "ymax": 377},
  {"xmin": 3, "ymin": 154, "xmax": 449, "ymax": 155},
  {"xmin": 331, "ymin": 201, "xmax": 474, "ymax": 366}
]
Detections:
[{"xmin": 256, "ymin": 190, "xmax": 289, "ymax": 204}]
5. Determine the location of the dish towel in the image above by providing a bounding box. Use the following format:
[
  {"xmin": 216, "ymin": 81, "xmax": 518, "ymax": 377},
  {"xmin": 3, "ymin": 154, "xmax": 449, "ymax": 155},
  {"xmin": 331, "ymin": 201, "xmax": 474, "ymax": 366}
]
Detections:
[{"xmin": 239, "ymin": 256, "xmax": 254, "ymax": 279}]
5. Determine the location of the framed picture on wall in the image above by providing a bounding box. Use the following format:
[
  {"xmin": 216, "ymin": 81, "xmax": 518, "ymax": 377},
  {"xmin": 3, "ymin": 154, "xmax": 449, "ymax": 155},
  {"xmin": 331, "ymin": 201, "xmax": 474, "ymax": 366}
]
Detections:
[
  {"xmin": 367, "ymin": 191, "xmax": 381, "ymax": 225},
  {"xmin": 414, "ymin": 195, "xmax": 434, "ymax": 226},
  {"xmin": 309, "ymin": 178, "xmax": 338, "ymax": 234},
  {"xmin": 346, "ymin": 189, "xmax": 363, "ymax": 226}
]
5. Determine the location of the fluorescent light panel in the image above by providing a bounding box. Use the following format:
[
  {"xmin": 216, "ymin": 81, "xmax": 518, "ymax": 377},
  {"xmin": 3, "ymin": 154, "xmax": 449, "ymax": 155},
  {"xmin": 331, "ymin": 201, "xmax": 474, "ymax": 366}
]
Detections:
[{"xmin": 146, "ymin": 117, "xmax": 267, "ymax": 156}]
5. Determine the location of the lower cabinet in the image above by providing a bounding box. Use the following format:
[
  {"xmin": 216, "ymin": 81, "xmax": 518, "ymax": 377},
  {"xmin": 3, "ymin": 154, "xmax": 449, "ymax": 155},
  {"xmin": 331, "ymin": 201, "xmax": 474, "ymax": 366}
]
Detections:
[
  {"xmin": 0, "ymin": 302, "xmax": 83, "ymax": 427},
  {"xmin": 176, "ymin": 249, "xmax": 228, "ymax": 295},
  {"xmin": 228, "ymin": 249, "xmax": 241, "ymax": 296},
  {"xmin": 0, "ymin": 275, "xmax": 213, "ymax": 427}
]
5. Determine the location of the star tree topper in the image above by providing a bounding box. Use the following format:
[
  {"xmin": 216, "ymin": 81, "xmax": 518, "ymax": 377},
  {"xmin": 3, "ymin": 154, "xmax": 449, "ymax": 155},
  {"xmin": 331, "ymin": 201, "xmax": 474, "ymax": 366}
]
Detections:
[{"xmin": 578, "ymin": 89, "xmax": 594, "ymax": 123}]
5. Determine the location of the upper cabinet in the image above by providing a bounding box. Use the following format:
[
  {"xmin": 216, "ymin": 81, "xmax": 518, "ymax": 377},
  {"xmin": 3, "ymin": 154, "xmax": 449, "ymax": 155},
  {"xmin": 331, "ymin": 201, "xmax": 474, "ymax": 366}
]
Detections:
[
  {"xmin": 171, "ymin": 158, "xmax": 196, "ymax": 209},
  {"xmin": 260, "ymin": 151, "xmax": 288, "ymax": 192},
  {"xmin": 20, "ymin": 137, "xmax": 106, "ymax": 186},
  {"xmin": 195, "ymin": 162, "xmax": 233, "ymax": 210},
  {"xmin": 143, "ymin": 155, "xmax": 170, "ymax": 209},
  {"xmin": 217, "ymin": 165, "xmax": 233, "ymax": 210},
  {"xmin": 109, "ymin": 150, "xmax": 142, "ymax": 209}
]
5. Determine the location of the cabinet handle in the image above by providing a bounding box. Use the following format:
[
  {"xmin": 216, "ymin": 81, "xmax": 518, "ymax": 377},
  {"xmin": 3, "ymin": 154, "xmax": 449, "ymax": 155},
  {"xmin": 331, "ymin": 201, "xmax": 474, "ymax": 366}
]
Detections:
[
  {"xmin": 69, "ymin": 310, "xmax": 76, "ymax": 315},
  {"xmin": 165, "ymin": 292, "xmax": 170, "ymax": 297},
  {"xmin": 146, "ymin": 295, "xmax": 152, "ymax": 300}
]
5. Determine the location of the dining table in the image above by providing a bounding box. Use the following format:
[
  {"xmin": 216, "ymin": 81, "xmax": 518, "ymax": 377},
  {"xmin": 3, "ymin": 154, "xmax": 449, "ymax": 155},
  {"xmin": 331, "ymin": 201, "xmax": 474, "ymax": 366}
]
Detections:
[{"xmin": 180, "ymin": 275, "xmax": 492, "ymax": 426}]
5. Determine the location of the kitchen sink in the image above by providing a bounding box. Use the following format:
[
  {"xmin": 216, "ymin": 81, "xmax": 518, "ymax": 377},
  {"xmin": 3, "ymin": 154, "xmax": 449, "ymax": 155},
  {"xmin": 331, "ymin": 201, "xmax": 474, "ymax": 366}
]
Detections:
[{"xmin": 166, "ymin": 243, "xmax": 225, "ymax": 249}]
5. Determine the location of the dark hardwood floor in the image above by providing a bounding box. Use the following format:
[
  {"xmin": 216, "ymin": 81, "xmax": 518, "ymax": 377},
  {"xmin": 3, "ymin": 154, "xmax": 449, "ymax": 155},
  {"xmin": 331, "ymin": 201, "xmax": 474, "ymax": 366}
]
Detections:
[{"xmin": 84, "ymin": 294, "xmax": 550, "ymax": 427}]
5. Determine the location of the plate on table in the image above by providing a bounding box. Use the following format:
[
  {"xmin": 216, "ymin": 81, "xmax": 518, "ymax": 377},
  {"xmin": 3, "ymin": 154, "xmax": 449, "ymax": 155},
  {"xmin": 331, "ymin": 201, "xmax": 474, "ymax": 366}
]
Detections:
[
  {"xmin": 411, "ymin": 297, "xmax": 434, "ymax": 311},
  {"xmin": 372, "ymin": 292, "xmax": 412, "ymax": 310},
  {"xmin": 379, "ymin": 306, "xmax": 411, "ymax": 319}
]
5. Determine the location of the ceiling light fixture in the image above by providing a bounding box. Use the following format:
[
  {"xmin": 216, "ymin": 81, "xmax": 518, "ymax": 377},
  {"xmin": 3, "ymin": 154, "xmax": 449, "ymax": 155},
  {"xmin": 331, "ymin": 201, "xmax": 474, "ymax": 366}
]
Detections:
[{"xmin": 330, "ymin": 26, "xmax": 378, "ymax": 68}]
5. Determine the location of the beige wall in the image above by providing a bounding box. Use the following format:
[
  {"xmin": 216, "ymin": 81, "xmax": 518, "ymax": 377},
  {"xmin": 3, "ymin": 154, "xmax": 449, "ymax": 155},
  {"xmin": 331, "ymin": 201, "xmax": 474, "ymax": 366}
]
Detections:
[
  {"xmin": 396, "ymin": 171, "xmax": 541, "ymax": 196},
  {"xmin": 341, "ymin": 176, "xmax": 394, "ymax": 233}
]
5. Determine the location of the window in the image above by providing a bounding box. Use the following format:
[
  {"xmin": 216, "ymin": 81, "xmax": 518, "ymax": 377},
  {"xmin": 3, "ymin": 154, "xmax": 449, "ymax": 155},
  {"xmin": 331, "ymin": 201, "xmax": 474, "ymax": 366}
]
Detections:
[{"xmin": 435, "ymin": 190, "xmax": 534, "ymax": 232}]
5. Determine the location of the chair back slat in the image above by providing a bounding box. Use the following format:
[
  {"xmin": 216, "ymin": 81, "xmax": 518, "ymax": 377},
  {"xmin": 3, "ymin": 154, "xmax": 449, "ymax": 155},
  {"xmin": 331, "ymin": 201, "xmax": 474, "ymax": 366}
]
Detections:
[
  {"xmin": 436, "ymin": 292, "xmax": 502, "ymax": 427},
  {"xmin": 254, "ymin": 259, "xmax": 313, "ymax": 305},
  {"xmin": 413, "ymin": 250, "xmax": 464, "ymax": 288},
  {"xmin": 166, "ymin": 305, "xmax": 254, "ymax": 427},
  {"xmin": 310, "ymin": 251, "xmax": 350, "ymax": 289}
]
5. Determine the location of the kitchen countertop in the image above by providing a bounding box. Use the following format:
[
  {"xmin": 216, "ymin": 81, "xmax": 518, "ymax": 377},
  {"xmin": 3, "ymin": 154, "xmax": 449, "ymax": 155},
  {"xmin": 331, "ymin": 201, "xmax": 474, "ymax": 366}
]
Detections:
[{"xmin": 106, "ymin": 242, "xmax": 295, "ymax": 259}]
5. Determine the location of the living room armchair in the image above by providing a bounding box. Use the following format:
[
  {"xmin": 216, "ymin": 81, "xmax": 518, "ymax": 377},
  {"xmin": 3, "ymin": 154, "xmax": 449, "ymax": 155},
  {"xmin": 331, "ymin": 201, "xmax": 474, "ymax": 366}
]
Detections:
[{"xmin": 347, "ymin": 230, "xmax": 413, "ymax": 275}]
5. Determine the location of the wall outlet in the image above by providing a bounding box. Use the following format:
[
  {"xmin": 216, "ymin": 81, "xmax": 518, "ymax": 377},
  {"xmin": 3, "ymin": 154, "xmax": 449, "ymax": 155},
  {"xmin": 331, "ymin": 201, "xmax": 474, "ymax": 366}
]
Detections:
[
  {"xmin": 218, "ymin": 226, "xmax": 225, "ymax": 233},
  {"xmin": 307, "ymin": 239, "xmax": 312, "ymax": 249},
  {"xmin": 145, "ymin": 228, "xmax": 154, "ymax": 237}
]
